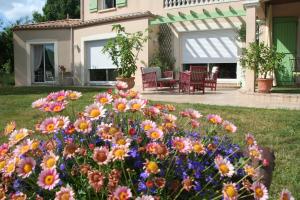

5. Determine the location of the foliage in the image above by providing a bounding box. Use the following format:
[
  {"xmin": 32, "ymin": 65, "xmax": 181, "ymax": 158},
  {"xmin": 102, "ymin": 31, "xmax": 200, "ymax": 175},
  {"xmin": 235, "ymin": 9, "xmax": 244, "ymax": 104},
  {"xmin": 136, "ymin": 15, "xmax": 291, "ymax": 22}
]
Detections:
[
  {"xmin": 32, "ymin": 0, "xmax": 80, "ymax": 22},
  {"xmin": 237, "ymin": 23, "xmax": 246, "ymax": 43},
  {"xmin": 102, "ymin": 25, "xmax": 148, "ymax": 78},
  {"xmin": 149, "ymin": 51, "xmax": 175, "ymax": 72},
  {"xmin": 240, "ymin": 42, "xmax": 285, "ymax": 79},
  {"xmin": 0, "ymin": 73, "xmax": 15, "ymax": 86}
]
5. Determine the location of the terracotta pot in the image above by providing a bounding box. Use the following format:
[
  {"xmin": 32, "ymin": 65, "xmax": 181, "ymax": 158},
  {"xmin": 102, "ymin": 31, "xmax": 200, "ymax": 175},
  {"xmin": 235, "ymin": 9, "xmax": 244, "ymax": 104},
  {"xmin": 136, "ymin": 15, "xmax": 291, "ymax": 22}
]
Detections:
[
  {"xmin": 257, "ymin": 78, "xmax": 273, "ymax": 93},
  {"xmin": 116, "ymin": 77, "xmax": 135, "ymax": 89}
]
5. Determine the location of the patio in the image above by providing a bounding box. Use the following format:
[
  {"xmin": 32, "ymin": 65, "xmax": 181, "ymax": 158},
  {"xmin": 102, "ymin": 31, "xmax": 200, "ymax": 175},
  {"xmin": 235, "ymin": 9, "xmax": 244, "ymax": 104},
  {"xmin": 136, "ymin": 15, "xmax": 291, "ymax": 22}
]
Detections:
[{"xmin": 142, "ymin": 87, "xmax": 300, "ymax": 110}]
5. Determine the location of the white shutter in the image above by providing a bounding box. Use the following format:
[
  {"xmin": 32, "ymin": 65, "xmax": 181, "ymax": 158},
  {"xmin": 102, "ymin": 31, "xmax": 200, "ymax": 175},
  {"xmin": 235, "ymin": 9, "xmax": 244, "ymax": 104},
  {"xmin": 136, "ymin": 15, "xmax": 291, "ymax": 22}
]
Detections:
[
  {"xmin": 182, "ymin": 29, "xmax": 238, "ymax": 64},
  {"xmin": 86, "ymin": 40, "xmax": 116, "ymax": 69}
]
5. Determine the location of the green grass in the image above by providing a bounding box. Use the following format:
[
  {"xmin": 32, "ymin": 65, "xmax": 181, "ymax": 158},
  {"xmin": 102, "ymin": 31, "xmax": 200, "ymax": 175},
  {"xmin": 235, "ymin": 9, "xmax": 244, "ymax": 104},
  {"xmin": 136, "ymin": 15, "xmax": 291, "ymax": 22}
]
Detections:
[
  {"xmin": 272, "ymin": 86, "xmax": 300, "ymax": 94},
  {"xmin": 0, "ymin": 86, "xmax": 299, "ymax": 199}
]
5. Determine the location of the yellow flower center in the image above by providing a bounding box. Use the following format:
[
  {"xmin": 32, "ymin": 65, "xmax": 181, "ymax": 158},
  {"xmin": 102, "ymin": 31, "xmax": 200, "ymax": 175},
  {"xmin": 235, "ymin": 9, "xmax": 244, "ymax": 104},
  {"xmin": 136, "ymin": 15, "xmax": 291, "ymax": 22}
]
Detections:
[
  {"xmin": 44, "ymin": 106, "xmax": 51, "ymax": 112},
  {"xmin": 79, "ymin": 122, "xmax": 88, "ymax": 130},
  {"xmin": 193, "ymin": 144, "xmax": 204, "ymax": 153},
  {"xmin": 53, "ymin": 105, "xmax": 62, "ymax": 112},
  {"xmin": 44, "ymin": 175, "xmax": 54, "ymax": 185},
  {"xmin": 250, "ymin": 150, "xmax": 260, "ymax": 158},
  {"xmin": 15, "ymin": 132, "xmax": 25, "ymax": 141},
  {"xmin": 46, "ymin": 124, "xmax": 55, "ymax": 132},
  {"xmin": 219, "ymin": 164, "xmax": 229, "ymax": 174},
  {"xmin": 174, "ymin": 141, "xmax": 185, "ymax": 150},
  {"xmin": 69, "ymin": 93, "xmax": 77, "ymax": 99},
  {"xmin": 0, "ymin": 160, "xmax": 6, "ymax": 170},
  {"xmin": 247, "ymin": 138, "xmax": 254, "ymax": 146},
  {"xmin": 46, "ymin": 158, "xmax": 56, "ymax": 168},
  {"xmin": 6, "ymin": 162, "xmax": 15, "ymax": 173},
  {"xmin": 119, "ymin": 191, "xmax": 129, "ymax": 200},
  {"xmin": 57, "ymin": 96, "xmax": 65, "ymax": 101},
  {"xmin": 90, "ymin": 109, "xmax": 100, "ymax": 118},
  {"xmin": 225, "ymin": 125, "xmax": 233, "ymax": 132},
  {"xmin": 132, "ymin": 103, "xmax": 141, "ymax": 110},
  {"xmin": 31, "ymin": 141, "xmax": 40, "ymax": 150},
  {"xmin": 225, "ymin": 185, "xmax": 236, "ymax": 197},
  {"xmin": 114, "ymin": 149, "xmax": 125, "ymax": 158},
  {"xmin": 117, "ymin": 139, "xmax": 126, "ymax": 146},
  {"xmin": 245, "ymin": 166, "xmax": 255, "ymax": 176},
  {"xmin": 210, "ymin": 118, "xmax": 217, "ymax": 124},
  {"xmin": 255, "ymin": 187, "xmax": 264, "ymax": 198},
  {"xmin": 99, "ymin": 97, "xmax": 108, "ymax": 104},
  {"xmin": 60, "ymin": 192, "xmax": 71, "ymax": 200},
  {"xmin": 21, "ymin": 145, "xmax": 30, "ymax": 154},
  {"xmin": 5, "ymin": 124, "xmax": 15, "ymax": 134},
  {"xmin": 165, "ymin": 122, "xmax": 173, "ymax": 128},
  {"xmin": 58, "ymin": 119, "xmax": 64, "ymax": 128},
  {"xmin": 144, "ymin": 124, "xmax": 152, "ymax": 131},
  {"xmin": 150, "ymin": 131, "xmax": 160, "ymax": 139},
  {"xmin": 109, "ymin": 127, "xmax": 118, "ymax": 135},
  {"xmin": 117, "ymin": 103, "xmax": 126, "ymax": 112},
  {"xmin": 146, "ymin": 161, "xmax": 159, "ymax": 173},
  {"xmin": 23, "ymin": 163, "xmax": 33, "ymax": 173}
]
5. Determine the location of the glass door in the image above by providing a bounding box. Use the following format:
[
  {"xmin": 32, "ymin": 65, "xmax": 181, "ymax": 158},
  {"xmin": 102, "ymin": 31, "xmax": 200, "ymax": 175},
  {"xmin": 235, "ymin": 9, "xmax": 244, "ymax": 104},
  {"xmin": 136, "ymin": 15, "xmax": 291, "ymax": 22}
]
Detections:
[{"xmin": 33, "ymin": 44, "xmax": 55, "ymax": 83}]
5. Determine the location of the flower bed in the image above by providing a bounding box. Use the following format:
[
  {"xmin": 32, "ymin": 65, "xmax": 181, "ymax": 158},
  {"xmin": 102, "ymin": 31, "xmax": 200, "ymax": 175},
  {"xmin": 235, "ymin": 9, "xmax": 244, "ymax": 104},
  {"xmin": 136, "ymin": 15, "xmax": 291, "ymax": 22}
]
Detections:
[{"xmin": 0, "ymin": 82, "xmax": 295, "ymax": 200}]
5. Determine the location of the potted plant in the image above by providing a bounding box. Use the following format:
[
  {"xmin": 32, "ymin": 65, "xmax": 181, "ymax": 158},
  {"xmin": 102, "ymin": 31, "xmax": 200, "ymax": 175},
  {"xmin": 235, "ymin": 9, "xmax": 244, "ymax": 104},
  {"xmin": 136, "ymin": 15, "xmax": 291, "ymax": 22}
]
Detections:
[
  {"xmin": 102, "ymin": 24, "xmax": 148, "ymax": 89},
  {"xmin": 240, "ymin": 42, "xmax": 284, "ymax": 93}
]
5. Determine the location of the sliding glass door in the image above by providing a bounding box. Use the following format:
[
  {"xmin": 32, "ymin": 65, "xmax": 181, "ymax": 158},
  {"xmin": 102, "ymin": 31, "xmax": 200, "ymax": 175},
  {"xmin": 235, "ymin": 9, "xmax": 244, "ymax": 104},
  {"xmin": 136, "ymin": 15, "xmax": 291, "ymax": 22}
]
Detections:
[{"xmin": 33, "ymin": 44, "xmax": 55, "ymax": 83}]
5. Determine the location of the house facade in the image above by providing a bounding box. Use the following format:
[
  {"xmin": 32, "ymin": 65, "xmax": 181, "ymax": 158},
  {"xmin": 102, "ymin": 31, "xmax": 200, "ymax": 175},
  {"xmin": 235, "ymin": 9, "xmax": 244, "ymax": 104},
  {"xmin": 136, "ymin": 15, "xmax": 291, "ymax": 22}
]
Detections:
[{"xmin": 13, "ymin": 0, "xmax": 300, "ymax": 91}]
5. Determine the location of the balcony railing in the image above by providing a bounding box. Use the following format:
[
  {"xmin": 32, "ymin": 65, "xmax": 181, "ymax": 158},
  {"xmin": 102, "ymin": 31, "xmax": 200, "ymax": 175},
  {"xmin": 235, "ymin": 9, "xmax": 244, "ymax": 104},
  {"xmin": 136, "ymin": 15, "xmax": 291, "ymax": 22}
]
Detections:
[{"xmin": 164, "ymin": 0, "xmax": 239, "ymax": 8}]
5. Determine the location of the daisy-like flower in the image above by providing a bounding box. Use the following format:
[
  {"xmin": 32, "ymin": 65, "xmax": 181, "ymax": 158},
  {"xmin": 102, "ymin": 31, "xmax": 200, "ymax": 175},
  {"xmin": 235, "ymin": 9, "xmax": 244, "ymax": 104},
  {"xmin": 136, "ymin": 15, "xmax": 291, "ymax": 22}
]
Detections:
[
  {"xmin": 13, "ymin": 139, "xmax": 32, "ymax": 156},
  {"xmin": 251, "ymin": 182, "xmax": 269, "ymax": 200},
  {"xmin": 190, "ymin": 119, "xmax": 200, "ymax": 128},
  {"xmin": 97, "ymin": 123, "xmax": 120, "ymax": 141},
  {"xmin": 88, "ymin": 170, "xmax": 104, "ymax": 192},
  {"xmin": 39, "ymin": 118, "xmax": 58, "ymax": 134},
  {"xmin": 192, "ymin": 141, "xmax": 206, "ymax": 155},
  {"xmin": 223, "ymin": 121, "xmax": 237, "ymax": 133},
  {"xmin": 56, "ymin": 116, "xmax": 70, "ymax": 130},
  {"xmin": 116, "ymin": 81, "xmax": 128, "ymax": 90},
  {"xmin": 112, "ymin": 135, "xmax": 132, "ymax": 147},
  {"xmin": 141, "ymin": 120, "xmax": 157, "ymax": 132},
  {"xmin": 110, "ymin": 146, "xmax": 129, "ymax": 161},
  {"xmin": 11, "ymin": 192, "xmax": 27, "ymax": 200},
  {"xmin": 0, "ymin": 158, "xmax": 6, "ymax": 172},
  {"xmin": 146, "ymin": 128, "xmax": 164, "ymax": 141},
  {"xmin": 74, "ymin": 118, "xmax": 92, "ymax": 134},
  {"xmin": 128, "ymin": 99, "xmax": 146, "ymax": 111},
  {"xmin": 48, "ymin": 90, "xmax": 67, "ymax": 102},
  {"xmin": 145, "ymin": 106, "xmax": 160, "ymax": 117},
  {"xmin": 30, "ymin": 140, "xmax": 40, "ymax": 150},
  {"xmin": 244, "ymin": 164, "xmax": 258, "ymax": 178},
  {"xmin": 112, "ymin": 186, "xmax": 132, "ymax": 200},
  {"xmin": 144, "ymin": 160, "xmax": 160, "ymax": 174},
  {"xmin": 128, "ymin": 90, "xmax": 140, "ymax": 99},
  {"xmin": 182, "ymin": 109, "xmax": 202, "ymax": 119},
  {"xmin": 146, "ymin": 142, "xmax": 159, "ymax": 155},
  {"xmin": 163, "ymin": 114, "xmax": 177, "ymax": 122},
  {"xmin": 214, "ymin": 155, "xmax": 235, "ymax": 177},
  {"xmin": 222, "ymin": 183, "xmax": 238, "ymax": 200},
  {"xmin": 55, "ymin": 185, "xmax": 75, "ymax": 200},
  {"xmin": 248, "ymin": 145, "xmax": 262, "ymax": 160},
  {"xmin": 93, "ymin": 147, "xmax": 111, "ymax": 165},
  {"xmin": 136, "ymin": 195, "xmax": 155, "ymax": 200},
  {"xmin": 40, "ymin": 102, "xmax": 51, "ymax": 112},
  {"xmin": 9, "ymin": 128, "xmax": 29, "ymax": 146},
  {"xmin": 172, "ymin": 137, "xmax": 191, "ymax": 153},
  {"xmin": 63, "ymin": 143, "xmax": 78, "ymax": 158},
  {"xmin": 17, "ymin": 157, "xmax": 36, "ymax": 178},
  {"xmin": 113, "ymin": 98, "xmax": 128, "ymax": 113},
  {"xmin": 280, "ymin": 189, "xmax": 294, "ymax": 200},
  {"xmin": 67, "ymin": 90, "xmax": 82, "ymax": 100},
  {"xmin": 245, "ymin": 133, "xmax": 257, "ymax": 146},
  {"xmin": 41, "ymin": 152, "xmax": 59, "ymax": 170},
  {"xmin": 207, "ymin": 114, "xmax": 223, "ymax": 124},
  {"xmin": 32, "ymin": 98, "xmax": 47, "ymax": 109},
  {"xmin": 4, "ymin": 121, "xmax": 16, "ymax": 136},
  {"xmin": 118, "ymin": 90, "xmax": 129, "ymax": 98},
  {"xmin": 0, "ymin": 143, "xmax": 9, "ymax": 158},
  {"xmin": 38, "ymin": 169, "xmax": 60, "ymax": 190},
  {"xmin": 3, "ymin": 158, "xmax": 17, "ymax": 177},
  {"xmin": 94, "ymin": 93, "xmax": 113, "ymax": 105},
  {"xmin": 84, "ymin": 103, "xmax": 106, "ymax": 120},
  {"xmin": 50, "ymin": 101, "xmax": 67, "ymax": 113}
]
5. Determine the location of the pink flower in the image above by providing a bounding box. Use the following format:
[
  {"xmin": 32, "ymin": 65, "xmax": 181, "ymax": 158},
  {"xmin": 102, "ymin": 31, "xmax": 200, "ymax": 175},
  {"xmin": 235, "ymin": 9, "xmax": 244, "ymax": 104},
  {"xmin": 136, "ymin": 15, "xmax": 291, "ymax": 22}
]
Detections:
[
  {"xmin": 222, "ymin": 183, "xmax": 238, "ymax": 200},
  {"xmin": 118, "ymin": 90, "xmax": 129, "ymax": 98},
  {"xmin": 32, "ymin": 98, "xmax": 47, "ymax": 109},
  {"xmin": 55, "ymin": 185, "xmax": 75, "ymax": 200},
  {"xmin": 17, "ymin": 157, "xmax": 36, "ymax": 178},
  {"xmin": 136, "ymin": 195, "xmax": 155, "ymax": 200},
  {"xmin": 112, "ymin": 186, "xmax": 132, "ymax": 200},
  {"xmin": 128, "ymin": 99, "xmax": 146, "ymax": 111},
  {"xmin": 214, "ymin": 155, "xmax": 235, "ymax": 177},
  {"xmin": 280, "ymin": 189, "xmax": 294, "ymax": 200},
  {"xmin": 146, "ymin": 128, "xmax": 164, "ymax": 141},
  {"xmin": 0, "ymin": 143, "xmax": 9, "ymax": 158},
  {"xmin": 93, "ymin": 147, "xmax": 111, "ymax": 165},
  {"xmin": 37, "ymin": 169, "xmax": 60, "ymax": 190},
  {"xmin": 223, "ymin": 121, "xmax": 237, "ymax": 133},
  {"xmin": 39, "ymin": 117, "xmax": 58, "ymax": 134},
  {"xmin": 67, "ymin": 90, "xmax": 82, "ymax": 100},
  {"xmin": 47, "ymin": 90, "xmax": 67, "ymax": 102},
  {"xmin": 207, "ymin": 114, "xmax": 223, "ymax": 124},
  {"xmin": 181, "ymin": 109, "xmax": 202, "ymax": 119},
  {"xmin": 56, "ymin": 116, "xmax": 70, "ymax": 130},
  {"xmin": 172, "ymin": 137, "xmax": 191, "ymax": 153},
  {"xmin": 251, "ymin": 182, "xmax": 269, "ymax": 200},
  {"xmin": 50, "ymin": 101, "xmax": 67, "ymax": 113},
  {"xmin": 84, "ymin": 103, "xmax": 106, "ymax": 120},
  {"xmin": 141, "ymin": 120, "xmax": 157, "ymax": 131},
  {"xmin": 94, "ymin": 93, "xmax": 113, "ymax": 105},
  {"xmin": 113, "ymin": 98, "xmax": 128, "ymax": 113},
  {"xmin": 74, "ymin": 118, "xmax": 92, "ymax": 134},
  {"xmin": 116, "ymin": 81, "xmax": 128, "ymax": 90}
]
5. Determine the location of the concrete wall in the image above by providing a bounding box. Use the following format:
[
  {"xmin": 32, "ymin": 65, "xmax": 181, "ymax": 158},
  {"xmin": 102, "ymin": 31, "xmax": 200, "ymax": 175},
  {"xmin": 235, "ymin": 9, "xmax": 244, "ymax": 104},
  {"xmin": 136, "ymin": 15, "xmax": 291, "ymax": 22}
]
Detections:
[
  {"xmin": 14, "ymin": 29, "xmax": 72, "ymax": 86},
  {"xmin": 73, "ymin": 18, "xmax": 150, "ymax": 90}
]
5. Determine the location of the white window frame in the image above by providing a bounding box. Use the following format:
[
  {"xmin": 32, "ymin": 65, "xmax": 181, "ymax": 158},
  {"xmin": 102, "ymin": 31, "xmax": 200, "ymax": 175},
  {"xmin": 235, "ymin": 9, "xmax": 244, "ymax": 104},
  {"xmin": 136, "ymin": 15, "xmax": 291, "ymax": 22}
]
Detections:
[
  {"xmin": 98, "ymin": 0, "xmax": 116, "ymax": 10},
  {"xmin": 26, "ymin": 40, "xmax": 58, "ymax": 85}
]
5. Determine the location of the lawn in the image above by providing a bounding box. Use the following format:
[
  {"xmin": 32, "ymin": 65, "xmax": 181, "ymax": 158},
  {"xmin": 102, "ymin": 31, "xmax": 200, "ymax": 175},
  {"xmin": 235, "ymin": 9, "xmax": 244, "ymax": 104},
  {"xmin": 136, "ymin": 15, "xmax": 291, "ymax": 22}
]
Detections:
[{"xmin": 0, "ymin": 86, "xmax": 299, "ymax": 199}]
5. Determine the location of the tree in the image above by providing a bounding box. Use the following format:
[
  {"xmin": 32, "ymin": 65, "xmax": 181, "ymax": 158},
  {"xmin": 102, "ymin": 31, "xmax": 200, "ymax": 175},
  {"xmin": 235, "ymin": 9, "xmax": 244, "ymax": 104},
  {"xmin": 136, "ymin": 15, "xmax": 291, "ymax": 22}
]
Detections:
[{"xmin": 33, "ymin": 0, "xmax": 80, "ymax": 22}]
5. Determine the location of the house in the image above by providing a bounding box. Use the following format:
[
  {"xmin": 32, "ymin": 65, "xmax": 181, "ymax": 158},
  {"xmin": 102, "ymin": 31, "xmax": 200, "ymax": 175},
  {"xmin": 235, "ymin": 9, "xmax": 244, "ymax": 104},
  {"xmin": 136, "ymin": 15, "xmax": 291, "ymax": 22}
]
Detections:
[{"xmin": 13, "ymin": 0, "xmax": 300, "ymax": 92}]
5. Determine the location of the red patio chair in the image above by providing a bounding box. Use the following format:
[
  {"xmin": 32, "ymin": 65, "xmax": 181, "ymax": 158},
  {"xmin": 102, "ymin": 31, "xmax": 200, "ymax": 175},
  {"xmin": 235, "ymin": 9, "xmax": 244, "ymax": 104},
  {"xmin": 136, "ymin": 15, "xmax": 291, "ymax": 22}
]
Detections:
[
  {"xmin": 141, "ymin": 68, "xmax": 158, "ymax": 90},
  {"xmin": 141, "ymin": 67, "xmax": 175, "ymax": 90},
  {"xmin": 179, "ymin": 67, "xmax": 207, "ymax": 94},
  {"xmin": 205, "ymin": 66, "xmax": 219, "ymax": 91}
]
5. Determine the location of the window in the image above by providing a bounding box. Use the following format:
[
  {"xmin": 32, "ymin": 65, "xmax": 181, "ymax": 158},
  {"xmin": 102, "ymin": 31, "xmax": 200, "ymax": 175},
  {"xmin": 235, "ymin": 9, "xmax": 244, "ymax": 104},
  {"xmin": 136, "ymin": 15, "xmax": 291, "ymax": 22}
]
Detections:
[
  {"xmin": 98, "ymin": 0, "xmax": 116, "ymax": 10},
  {"xmin": 33, "ymin": 44, "xmax": 55, "ymax": 83}
]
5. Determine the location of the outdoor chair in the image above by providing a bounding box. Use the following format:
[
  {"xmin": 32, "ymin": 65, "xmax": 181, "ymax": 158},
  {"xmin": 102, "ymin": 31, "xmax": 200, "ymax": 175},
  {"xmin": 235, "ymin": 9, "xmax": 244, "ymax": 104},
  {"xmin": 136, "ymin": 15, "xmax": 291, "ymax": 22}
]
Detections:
[
  {"xmin": 141, "ymin": 67, "xmax": 174, "ymax": 90},
  {"xmin": 179, "ymin": 66, "xmax": 207, "ymax": 94},
  {"xmin": 205, "ymin": 66, "xmax": 219, "ymax": 91}
]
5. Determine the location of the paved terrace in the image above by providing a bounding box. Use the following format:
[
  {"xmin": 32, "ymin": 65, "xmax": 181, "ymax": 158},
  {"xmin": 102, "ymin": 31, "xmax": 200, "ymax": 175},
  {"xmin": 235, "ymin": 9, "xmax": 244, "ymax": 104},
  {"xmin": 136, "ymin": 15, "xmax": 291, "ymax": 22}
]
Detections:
[{"xmin": 142, "ymin": 88, "xmax": 300, "ymax": 110}]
